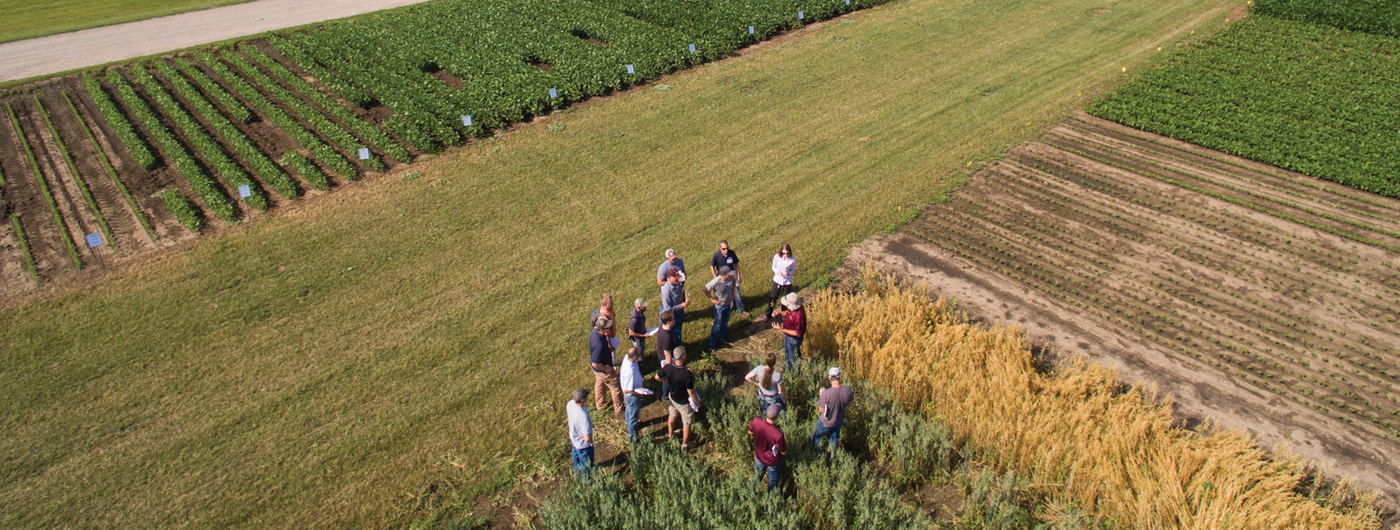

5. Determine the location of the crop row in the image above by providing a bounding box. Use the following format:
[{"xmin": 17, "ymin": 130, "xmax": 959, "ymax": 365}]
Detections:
[
  {"xmin": 102, "ymin": 69, "xmax": 238, "ymax": 222},
  {"xmin": 6, "ymin": 102, "xmax": 83, "ymax": 269},
  {"xmin": 1252, "ymin": 0, "xmax": 1400, "ymax": 39},
  {"xmin": 32, "ymin": 95, "xmax": 117, "ymax": 253},
  {"xmin": 1090, "ymin": 16, "xmax": 1400, "ymax": 199},
  {"xmin": 80, "ymin": 77, "xmax": 158, "ymax": 170},
  {"xmin": 195, "ymin": 51, "xmax": 356, "ymax": 185},
  {"xmin": 155, "ymin": 61, "xmax": 298, "ymax": 200},
  {"xmin": 63, "ymin": 92, "xmax": 157, "ymax": 242}
]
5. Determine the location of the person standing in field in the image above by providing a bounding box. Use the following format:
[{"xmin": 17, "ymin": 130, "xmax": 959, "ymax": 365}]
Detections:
[
  {"xmin": 656, "ymin": 346, "xmax": 699, "ymax": 449},
  {"xmin": 619, "ymin": 346, "xmax": 645, "ymax": 441},
  {"xmin": 771, "ymin": 293, "xmax": 807, "ymax": 368},
  {"xmin": 749, "ymin": 403, "xmax": 786, "ymax": 492},
  {"xmin": 656, "ymin": 310, "xmax": 678, "ymax": 399},
  {"xmin": 744, "ymin": 352, "xmax": 785, "ymax": 415},
  {"xmin": 711, "ymin": 240, "xmax": 746, "ymax": 317},
  {"xmin": 660, "ymin": 268, "xmax": 689, "ymax": 344},
  {"xmin": 704, "ymin": 266, "xmax": 737, "ymax": 352},
  {"xmin": 657, "ymin": 248, "xmax": 686, "ymax": 286},
  {"xmin": 567, "ymin": 388, "xmax": 594, "ymax": 475},
  {"xmin": 764, "ymin": 243, "xmax": 796, "ymax": 322},
  {"xmin": 627, "ymin": 298, "xmax": 649, "ymax": 357},
  {"xmin": 813, "ymin": 367, "xmax": 854, "ymax": 451},
  {"xmin": 590, "ymin": 317, "xmax": 624, "ymax": 415},
  {"xmin": 596, "ymin": 294, "xmax": 616, "ymax": 334}
]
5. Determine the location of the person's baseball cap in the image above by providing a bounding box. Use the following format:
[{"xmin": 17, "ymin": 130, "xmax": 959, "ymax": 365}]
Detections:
[
  {"xmin": 719, "ymin": 266, "xmax": 732, "ymax": 276},
  {"xmin": 765, "ymin": 403, "xmax": 782, "ymax": 419},
  {"xmin": 666, "ymin": 268, "xmax": 681, "ymax": 278},
  {"xmin": 634, "ymin": 297, "xmax": 648, "ymax": 308},
  {"xmin": 665, "ymin": 248, "xmax": 677, "ymax": 258},
  {"xmin": 782, "ymin": 292, "xmax": 802, "ymax": 309},
  {"xmin": 828, "ymin": 367, "xmax": 842, "ymax": 379}
]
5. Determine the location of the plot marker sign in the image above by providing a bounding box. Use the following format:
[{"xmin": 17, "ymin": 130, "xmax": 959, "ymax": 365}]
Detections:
[
  {"xmin": 238, "ymin": 184, "xmax": 251, "ymax": 198},
  {"xmin": 358, "ymin": 148, "xmax": 370, "ymax": 160},
  {"xmin": 548, "ymin": 87, "xmax": 557, "ymax": 98},
  {"xmin": 689, "ymin": 43, "xmax": 696, "ymax": 53},
  {"xmin": 86, "ymin": 233, "xmax": 103, "ymax": 248},
  {"xmin": 462, "ymin": 115, "xmax": 473, "ymax": 127},
  {"xmin": 798, "ymin": 11, "xmax": 804, "ymax": 19},
  {"xmin": 749, "ymin": 25, "xmax": 755, "ymax": 34},
  {"xmin": 626, "ymin": 64, "xmax": 635, "ymax": 74}
]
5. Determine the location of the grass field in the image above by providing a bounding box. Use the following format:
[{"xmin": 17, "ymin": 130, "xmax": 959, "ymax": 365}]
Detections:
[
  {"xmin": 0, "ymin": 0, "xmax": 256, "ymax": 44},
  {"xmin": 0, "ymin": 0, "xmax": 1240, "ymax": 527}
]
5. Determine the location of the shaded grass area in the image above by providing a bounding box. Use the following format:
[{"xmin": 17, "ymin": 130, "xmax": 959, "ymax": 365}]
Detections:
[
  {"xmin": 0, "ymin": 0, "xmax": 256, "ymax": 44},
  {"xmin": 0, "ymin": 0, "xmax": 1238, "ymax": 527}
]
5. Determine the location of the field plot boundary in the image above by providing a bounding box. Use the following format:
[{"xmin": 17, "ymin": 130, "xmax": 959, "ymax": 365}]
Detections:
[{"xmin": 862, "ymin": 113, "xmax": 1400, "ymax": 507}]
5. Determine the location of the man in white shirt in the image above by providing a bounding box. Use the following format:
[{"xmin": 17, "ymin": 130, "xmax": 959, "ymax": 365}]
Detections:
[
  {"xmin": 619, "ymin": 347, "xmax": 646, "ymax": 441},
  {"xmin": 566, "ymin": 388, "xmax": 594, "ymax": 475}
]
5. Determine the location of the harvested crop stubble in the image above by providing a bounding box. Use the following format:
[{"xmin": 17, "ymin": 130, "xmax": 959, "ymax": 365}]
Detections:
[{"xmin": 804, "ymin": 265, "xmax": 1382, "ymax": 530}]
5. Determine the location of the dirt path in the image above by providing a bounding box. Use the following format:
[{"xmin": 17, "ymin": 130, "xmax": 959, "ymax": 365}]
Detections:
[
  {"xmin": 854, "ymin": 113, "xmax": 1400, "ymax": 509},
  {"xmin": 0, "ymin": 0, "xmax": 433, "ymax": 83}
]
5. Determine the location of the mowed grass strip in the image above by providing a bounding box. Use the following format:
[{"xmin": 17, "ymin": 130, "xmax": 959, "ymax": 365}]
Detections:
[
  {"xmin": 0, "ymin": 0, "xmax": 256, "ymax": 44},
  {"xmin": 0, "ymin": 0, "xmax": 1238, "ymax": 527}
]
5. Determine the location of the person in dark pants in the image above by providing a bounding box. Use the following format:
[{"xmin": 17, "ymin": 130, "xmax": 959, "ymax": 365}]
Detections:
[
  {"xmin": 711, "ymin": 240, "xmax": 746, "ymax": 317},
  {"xmin": 660, "ymin": 268, "xmax": 689, "ymax": 343},
  {"xmin": 704, "ymin": 266, "xmax": 737, "ymax": 352},
  {"xmin": 749, "ymin": 403, "xmax": 786, "ymax": 491},
  {"xmin": 764, "ymin": 243, "xmax": 795, "ymax": 322},
  {"xmin": 813, "ymin": 367, "xmax": 853, "ymax": 451},
  {"xmin": 771, "ymin": 293, "xmax": 807, "ymax": 369},
  {"xmin": 656, "ymin": 310, "xmax": 678, "ymax": 399},
  {"xmin": 627, "ymin": 297, "xmax": 649, "ymax": 357}
]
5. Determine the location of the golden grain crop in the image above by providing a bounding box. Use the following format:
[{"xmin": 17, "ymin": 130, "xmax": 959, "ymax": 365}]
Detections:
[{"xmin": 805, "ymin": 264, "xmax": 1380, "ymax": 530}]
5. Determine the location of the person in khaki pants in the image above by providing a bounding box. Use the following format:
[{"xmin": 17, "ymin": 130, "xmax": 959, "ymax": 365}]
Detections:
[{"xmin": 589, "ymin": 317, "xmax": 624, "ymax": 415}]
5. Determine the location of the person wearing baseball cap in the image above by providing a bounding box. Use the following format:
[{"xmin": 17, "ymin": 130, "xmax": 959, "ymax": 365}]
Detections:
[
  {"xmin": 656, "ymin": 248, "xmax": 686, "ymax": 286},
  {"xmin": 770, "ymin": 292, "xmax": 806, "ymax": 368},
  {"xmin": 748, "ymin": 403, "xmax": 787, "ymax": 491},
  {"xmin": 627, "ymin": 297, "xmax": 650, "ymax": 356},
  {"xmin": 660, "ymin": 268, "xmax": 690, "ymax": 344},
  {"xmin": 566, "ymin": 388, "xmax": 594, "ymax": 475},
  {"xmin": 813, "ymin": 367, "xmax": 853, "ymax": 451},
  {"xmin": 704, "ymin": 266, "xmax": 737, "ymax": 352}
]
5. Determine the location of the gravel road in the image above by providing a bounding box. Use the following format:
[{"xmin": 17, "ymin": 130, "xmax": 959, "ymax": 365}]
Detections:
[{"xmin": 0, "ymin": 0, "xmax": 432, "ymax": 83}]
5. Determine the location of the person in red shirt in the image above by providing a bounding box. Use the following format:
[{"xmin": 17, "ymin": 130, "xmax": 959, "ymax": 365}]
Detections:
[
  {"xmin": 771, "ymin": 292, "xmax": 806, "ymax": 369},
  {"xmin": 749, "ymin": 403, "xmax": 786, "ymax": 491}
]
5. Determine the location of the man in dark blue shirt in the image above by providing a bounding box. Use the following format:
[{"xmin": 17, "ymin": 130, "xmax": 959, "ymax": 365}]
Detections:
[{"xmin": 589, "ymin": 317, "xmax": 623, "ymax": 415}]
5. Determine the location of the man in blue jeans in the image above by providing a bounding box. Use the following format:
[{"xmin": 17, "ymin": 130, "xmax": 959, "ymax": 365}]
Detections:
[
  {"xmin": 749, "ymin": 403, "xmax": 786, "ymax": 491},
  {"xmin": 660, "ymin": 268, "xmax": 689, "ymax": 344},
  {"xmin": 619, "ymin": 347, "xmax": 646, "ymax": 440},
  {"xmin": 813, "ymin": 367, "xmax": 853, "ymax": 451},
  {"xmin": 704, "ymin": 266, "xmax": 736, "ymax": 352},
  {"xmin": 566, "ymin": 388, "xmax": 594, "ymax": 475}
]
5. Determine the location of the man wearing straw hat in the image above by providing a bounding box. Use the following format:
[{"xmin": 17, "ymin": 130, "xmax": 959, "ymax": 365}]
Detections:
[{"xmin": 770, "ymin": 292, "xmax": 807, "ymax": 368}]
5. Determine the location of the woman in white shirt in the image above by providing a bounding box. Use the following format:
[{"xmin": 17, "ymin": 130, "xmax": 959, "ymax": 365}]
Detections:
[
  {"xmin": 744, "ymin": 353, "xmax": 785, "ymax": 414},
  {"xmin": 764, "ymin": 243, "xmax": 795, "ymax": 321}
]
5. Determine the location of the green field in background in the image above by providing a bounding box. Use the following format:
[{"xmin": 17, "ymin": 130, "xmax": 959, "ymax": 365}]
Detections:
[
  {"xmin": 0, "ymin": 0, "xmax": 256, "ymax": 44},
  {"xmin": 0, "ymin": 0, "xmax": 1237, "ymax": 527}
]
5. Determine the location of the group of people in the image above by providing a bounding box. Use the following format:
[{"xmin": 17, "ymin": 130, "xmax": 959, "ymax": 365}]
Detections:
[{"xmin": 567, "ymin": 241, "xmax": 847, "ymax": 492}]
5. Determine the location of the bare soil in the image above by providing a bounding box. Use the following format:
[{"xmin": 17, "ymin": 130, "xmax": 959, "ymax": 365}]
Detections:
[{"xmin": 850, "ymin": 112, "xmax": 1400, "ymax": 507}]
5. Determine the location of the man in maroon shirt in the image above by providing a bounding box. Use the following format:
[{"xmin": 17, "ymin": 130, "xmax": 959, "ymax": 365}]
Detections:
[
  {"xmin": 771, "ymin": 292, "xmax": 806, "ymax": 369},
  {"xmin": 748, "ymin": 403, "xmax": 787, "ymax": 492}
]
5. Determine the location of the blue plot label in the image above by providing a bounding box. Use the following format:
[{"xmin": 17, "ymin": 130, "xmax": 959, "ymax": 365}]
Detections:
[
  {"xmin": 86, "ymin": 233, "xmax": 103, "ymax": 248},
  {"xmin": 462, "ymin": 115, "xmax": 473, "ymax": 127},
  {"xmin": 238, "ymin": 184, "xmax": 251, "ymax": 198},
  {"xmin": 548, "ymin": 88, "xmax": 557, "ymax": 98},
  {"xmin": 626, "ymin": 64, "xmax": 635, "ymax": 74},
  {"xmin": 798, "ymin": 11, "xmax": 804, "ymax": 19},
  {"xmin": 358, "ymin": 148, "xmax": 370, "ymax": 160},
  {"xmin": 689, "ymin": 43, "xmax": 696, "ymax": 53},
  {"xmin": 749, "ymin": 25, "xmax": 755, "ymax": 34}
]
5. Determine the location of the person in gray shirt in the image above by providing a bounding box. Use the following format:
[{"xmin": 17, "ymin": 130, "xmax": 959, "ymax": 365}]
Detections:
[
  {"xmin": 813, "ymin": 367, "xmax": 854, "ymax": 451},
  {"xmin": 660, "ymin": 268, "xmax": 689, "ymax": 343},
  {"xmin": 704, "ymin": 266, "xmax": 737, "ymax": 352}
]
